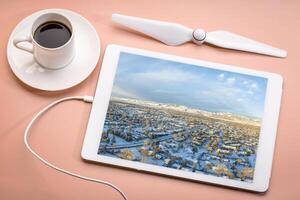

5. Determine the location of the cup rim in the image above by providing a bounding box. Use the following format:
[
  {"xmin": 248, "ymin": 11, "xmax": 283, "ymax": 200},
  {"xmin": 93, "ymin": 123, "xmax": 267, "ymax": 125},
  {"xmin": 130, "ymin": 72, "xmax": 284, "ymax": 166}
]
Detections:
[{"xmin": 30, "ymin": 12, "xmax": 74, "ymax": 51}]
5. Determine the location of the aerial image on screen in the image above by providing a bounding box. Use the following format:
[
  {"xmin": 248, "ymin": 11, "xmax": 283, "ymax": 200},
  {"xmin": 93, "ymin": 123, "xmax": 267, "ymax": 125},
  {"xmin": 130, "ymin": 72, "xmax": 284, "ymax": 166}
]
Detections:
[{"xmin": 98, "ymin": 52, "xmax": 268, "ymax": 182}]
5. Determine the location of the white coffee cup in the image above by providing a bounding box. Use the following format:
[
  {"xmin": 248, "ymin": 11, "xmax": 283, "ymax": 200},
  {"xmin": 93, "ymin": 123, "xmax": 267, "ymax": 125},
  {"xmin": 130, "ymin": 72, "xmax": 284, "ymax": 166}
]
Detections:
[{"xmin": 13, "ymin": 12, "xmax": 75, "ymax": 69}]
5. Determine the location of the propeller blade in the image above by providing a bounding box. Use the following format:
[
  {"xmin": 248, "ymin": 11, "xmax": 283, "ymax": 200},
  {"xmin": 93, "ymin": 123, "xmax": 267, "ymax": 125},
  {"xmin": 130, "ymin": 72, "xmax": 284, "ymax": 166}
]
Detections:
[
  {"xmin": 205, "ymin": 31, "xmax": 287, "ymax": 58},
  {"xmin": 112, "ymin": 14, "xmax": 193, "ymax": 46}
]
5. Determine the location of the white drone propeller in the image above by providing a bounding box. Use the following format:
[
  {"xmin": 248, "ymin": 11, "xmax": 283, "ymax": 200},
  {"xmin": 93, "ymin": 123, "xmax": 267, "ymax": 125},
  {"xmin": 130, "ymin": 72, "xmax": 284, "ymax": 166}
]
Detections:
[{"xmin": 112, "ymin": 14, "xmax": 287, "ymax": 58}]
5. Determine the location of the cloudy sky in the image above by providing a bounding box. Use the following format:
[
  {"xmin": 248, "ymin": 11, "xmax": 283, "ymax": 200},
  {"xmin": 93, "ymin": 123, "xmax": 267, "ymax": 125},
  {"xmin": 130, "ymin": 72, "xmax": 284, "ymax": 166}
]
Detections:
[{"xmin": 111, "ymin": 52, "xmax": 268, "ymax": 118}]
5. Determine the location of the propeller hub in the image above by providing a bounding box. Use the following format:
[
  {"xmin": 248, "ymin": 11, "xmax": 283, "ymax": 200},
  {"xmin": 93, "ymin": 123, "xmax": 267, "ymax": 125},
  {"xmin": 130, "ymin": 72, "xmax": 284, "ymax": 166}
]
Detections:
[{"xmin": 192, "ymin": 29, "xmax": 206, "ymax": 45}]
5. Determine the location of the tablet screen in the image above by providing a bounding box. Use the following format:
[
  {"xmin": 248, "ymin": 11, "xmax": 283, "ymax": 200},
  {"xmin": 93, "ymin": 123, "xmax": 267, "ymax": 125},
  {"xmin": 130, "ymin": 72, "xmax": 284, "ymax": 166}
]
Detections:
[{"xmin": 98, "ymin": 52, "xmax": 268, "ymax": 183}]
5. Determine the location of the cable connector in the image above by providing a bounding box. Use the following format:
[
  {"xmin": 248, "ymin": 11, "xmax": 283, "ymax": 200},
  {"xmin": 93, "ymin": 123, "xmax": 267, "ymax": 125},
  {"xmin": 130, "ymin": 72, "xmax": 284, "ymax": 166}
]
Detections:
[{"xmin": 83, "ymin": 96, "xmax": 94, "ymax": 103}]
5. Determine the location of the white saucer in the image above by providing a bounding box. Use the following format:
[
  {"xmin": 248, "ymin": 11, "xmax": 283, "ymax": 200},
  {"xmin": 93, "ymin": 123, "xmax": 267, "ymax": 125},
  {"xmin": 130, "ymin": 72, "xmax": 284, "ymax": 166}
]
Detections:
[{"xmin": 7, "ymin": 9, "xmax": 100, "ymax": 91}]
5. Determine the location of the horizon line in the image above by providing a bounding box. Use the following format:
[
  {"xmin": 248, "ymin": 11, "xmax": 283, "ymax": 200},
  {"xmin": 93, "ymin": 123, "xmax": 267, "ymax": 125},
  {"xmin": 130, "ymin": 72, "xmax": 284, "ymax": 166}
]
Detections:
[{"xmin": 110, "ymin": 95, "xmax": 262, "ymax": 120}]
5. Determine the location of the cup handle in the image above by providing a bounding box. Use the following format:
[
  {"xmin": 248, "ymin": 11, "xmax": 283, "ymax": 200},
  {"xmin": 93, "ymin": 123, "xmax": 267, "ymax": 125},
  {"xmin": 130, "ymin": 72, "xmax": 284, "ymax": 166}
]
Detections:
[{"xmin": 13, "ymin": 35, "xmax": 34, "ymax": 54}]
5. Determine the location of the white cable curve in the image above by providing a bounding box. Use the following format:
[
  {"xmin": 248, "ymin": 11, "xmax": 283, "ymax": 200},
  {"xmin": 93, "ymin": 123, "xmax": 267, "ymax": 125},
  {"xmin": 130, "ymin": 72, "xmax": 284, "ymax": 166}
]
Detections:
[{"xmin": 24, "ymin": 96, "xmax": 128, "ymax": 200}]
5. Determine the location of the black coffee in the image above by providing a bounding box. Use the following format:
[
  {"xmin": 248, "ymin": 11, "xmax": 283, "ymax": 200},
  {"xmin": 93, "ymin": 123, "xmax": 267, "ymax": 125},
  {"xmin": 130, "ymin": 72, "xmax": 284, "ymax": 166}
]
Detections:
[{"xmin": 33, "ymin": 21, "xmax": 71, "ymax": 48}]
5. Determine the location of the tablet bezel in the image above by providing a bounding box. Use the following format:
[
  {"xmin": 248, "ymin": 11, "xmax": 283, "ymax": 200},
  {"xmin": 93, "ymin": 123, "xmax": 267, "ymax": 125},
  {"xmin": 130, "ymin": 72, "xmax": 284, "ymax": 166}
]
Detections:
[{"xmin": 81, "ymin": 44, "xmax": 282, "ymax": 192}]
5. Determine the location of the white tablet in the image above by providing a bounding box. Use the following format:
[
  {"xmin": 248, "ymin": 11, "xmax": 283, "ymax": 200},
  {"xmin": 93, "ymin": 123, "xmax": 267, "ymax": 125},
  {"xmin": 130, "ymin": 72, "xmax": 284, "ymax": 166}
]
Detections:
[{"xmin": 82, "ymin": 44, "xmax": 282, "ymax": 192}]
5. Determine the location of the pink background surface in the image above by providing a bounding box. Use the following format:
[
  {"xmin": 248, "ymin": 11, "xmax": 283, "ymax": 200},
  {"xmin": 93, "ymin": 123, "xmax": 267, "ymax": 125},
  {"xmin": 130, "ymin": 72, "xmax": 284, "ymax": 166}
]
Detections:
[{"xmin": 1, "ymin": 0, "xmax": 299, "ymax": 199}]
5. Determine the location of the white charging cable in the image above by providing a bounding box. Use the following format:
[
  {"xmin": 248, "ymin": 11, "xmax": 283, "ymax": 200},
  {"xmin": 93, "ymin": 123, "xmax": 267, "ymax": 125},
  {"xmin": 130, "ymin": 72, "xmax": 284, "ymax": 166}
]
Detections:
[{"xmin": 24, "ymin": 96, "xmax": 128, "ymax": 200}]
